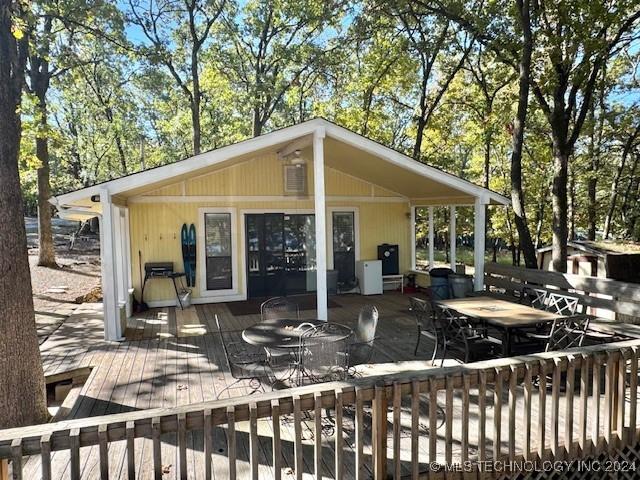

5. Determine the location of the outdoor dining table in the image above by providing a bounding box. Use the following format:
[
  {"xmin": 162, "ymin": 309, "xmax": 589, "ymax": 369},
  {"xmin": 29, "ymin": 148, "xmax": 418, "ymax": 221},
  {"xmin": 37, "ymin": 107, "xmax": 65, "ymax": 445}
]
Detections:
[
  {"xmin": 435, "ymin": 295, "xmax": 566, "ymax": 357},
  {"xmin": 242, "ymin": 318, "xmax": 353, "ymax": 384}
]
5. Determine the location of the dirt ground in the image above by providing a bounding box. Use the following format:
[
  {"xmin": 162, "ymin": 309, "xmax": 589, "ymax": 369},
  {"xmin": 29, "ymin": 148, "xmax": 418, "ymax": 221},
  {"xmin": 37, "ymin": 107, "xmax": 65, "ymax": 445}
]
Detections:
[{"xmin": 25, "ymin": 217, "xmax": 101, "ymax": 343}]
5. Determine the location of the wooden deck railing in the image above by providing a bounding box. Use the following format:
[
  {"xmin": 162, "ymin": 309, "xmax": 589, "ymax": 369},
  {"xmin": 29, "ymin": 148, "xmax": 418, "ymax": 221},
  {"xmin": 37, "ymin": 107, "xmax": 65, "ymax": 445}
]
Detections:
[
  {"xmin": 485, "ymin": 262, "xmax": 640, "ymax": 321},
  {"xmin": 2, "ymin": 339, "xmax": 640, "ymax": 479}
]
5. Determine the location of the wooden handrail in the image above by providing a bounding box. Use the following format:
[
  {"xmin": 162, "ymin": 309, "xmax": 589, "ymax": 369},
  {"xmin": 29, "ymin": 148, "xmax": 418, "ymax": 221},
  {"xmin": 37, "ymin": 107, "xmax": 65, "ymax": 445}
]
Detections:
[{"xmin": 2, "ymin": 338, "xmax": 640, "ymax": 479}]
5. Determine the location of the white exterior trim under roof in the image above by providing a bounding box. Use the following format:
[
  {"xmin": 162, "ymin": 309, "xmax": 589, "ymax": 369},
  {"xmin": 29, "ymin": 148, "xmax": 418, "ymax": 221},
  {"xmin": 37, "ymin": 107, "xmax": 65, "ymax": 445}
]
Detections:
[{"xmin": 50, "ymin": 118, "xmax": 510, "ymax": 207}]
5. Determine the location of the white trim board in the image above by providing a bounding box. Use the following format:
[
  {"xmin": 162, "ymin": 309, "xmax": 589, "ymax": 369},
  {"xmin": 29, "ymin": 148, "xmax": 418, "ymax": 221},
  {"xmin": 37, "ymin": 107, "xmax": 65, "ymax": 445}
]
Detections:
[
  {"xmin": 197, "ymin": 207, "xmax": 240, "ymax": 298},
  {"xmin": 128, "ymin": 195, "xmax": 408, "ymax": 204},
  {"xmin": 52, "ymin": 119, "xmax": 510, "ymax": 207}
]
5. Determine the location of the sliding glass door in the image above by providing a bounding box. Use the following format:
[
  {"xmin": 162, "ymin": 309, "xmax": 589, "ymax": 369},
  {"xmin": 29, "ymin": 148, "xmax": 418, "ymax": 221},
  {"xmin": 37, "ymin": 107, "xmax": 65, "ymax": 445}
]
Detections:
[{"xmin": 332, "ymin": 211, "xmax": 356, "ymax": 284}]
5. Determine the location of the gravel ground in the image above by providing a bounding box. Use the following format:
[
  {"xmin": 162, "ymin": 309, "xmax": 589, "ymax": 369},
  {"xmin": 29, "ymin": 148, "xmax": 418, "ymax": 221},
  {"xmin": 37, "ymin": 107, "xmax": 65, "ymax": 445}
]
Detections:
[{"xmin": 25, "ymin": 217, "xmax": 101, "ymax": 342}]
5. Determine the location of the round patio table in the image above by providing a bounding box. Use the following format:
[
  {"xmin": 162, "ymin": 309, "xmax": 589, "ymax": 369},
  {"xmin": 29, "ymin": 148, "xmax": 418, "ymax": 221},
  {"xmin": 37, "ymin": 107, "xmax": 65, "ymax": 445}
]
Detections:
[{"xmin": 242, "ymin": 318, "xmax": 352, "ymax": 349}]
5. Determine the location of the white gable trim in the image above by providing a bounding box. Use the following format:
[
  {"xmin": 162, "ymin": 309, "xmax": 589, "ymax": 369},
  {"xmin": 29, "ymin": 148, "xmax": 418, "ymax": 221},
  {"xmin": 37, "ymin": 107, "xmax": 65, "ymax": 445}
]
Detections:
[{"xmin": 51, "ymin": 118, "xmax": 510, "ymax": 207}]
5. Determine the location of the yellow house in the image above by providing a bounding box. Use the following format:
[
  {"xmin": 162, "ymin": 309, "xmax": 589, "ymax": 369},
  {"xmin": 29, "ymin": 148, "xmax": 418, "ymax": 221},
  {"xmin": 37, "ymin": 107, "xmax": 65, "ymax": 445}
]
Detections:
[{"xmin": 51, "ymin": 118, "xmax": 509, "ymax": 340}]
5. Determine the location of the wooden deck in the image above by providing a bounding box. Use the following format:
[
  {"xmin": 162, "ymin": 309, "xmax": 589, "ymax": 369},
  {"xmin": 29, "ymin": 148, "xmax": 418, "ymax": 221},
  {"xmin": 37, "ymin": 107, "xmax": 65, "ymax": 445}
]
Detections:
[{"xmin": 20, "ymin": 292, "xmax": 640, "ymax": 479}]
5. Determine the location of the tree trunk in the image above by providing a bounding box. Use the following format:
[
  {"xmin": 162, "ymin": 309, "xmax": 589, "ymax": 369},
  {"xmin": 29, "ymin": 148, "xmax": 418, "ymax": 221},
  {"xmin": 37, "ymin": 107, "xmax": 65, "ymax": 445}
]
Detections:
[
  {"xmin": 253, "ymin": 106, "xmax": 263, "ymax": 137},
  {"xmin": 551, "ymin": 146, "xmax": 569, "ymax": 272},
  {"xmin": 35, "ymin": 93, "xmax": 56, "ymax": 267},
  {"xmin": 412, "ymin": 115, "xmax": 426, "ymax": 160},
  {"xmin": 603, "ymin": 123, "xmax": 640, "ymax": 238},
  {"xmin": 0, "ymin": 0, "xmax": 49, "ymax": 428},
  {"xmin": 510, "ymin": 0, "xmax": 537, "ymax": 269},
  {"xmin": 190, "ymin": 50, "xmax": 201, "ymax": 154}
]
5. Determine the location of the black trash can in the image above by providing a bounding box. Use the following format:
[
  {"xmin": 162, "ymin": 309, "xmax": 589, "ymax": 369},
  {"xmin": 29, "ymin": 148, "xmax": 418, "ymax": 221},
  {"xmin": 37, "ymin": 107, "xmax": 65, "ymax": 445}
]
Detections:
[{"xmin": 429, "ymin": 267, "xmax": 454, "ymax": 300}]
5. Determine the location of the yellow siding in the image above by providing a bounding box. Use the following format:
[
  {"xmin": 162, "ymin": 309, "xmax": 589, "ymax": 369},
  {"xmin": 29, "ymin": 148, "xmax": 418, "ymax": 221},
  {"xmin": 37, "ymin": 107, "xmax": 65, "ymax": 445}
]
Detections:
[
  {"xmin": 129, "ymin": 199, "xmax": 411, "ymax": 304},
  {"xmin": 126, "ymin": 150, "xmax": 413, "ymax": 304}
]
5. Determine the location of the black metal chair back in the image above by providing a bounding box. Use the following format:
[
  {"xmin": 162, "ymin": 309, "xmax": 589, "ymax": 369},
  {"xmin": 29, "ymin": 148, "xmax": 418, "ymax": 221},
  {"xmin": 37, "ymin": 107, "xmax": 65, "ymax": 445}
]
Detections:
[
  {"xmin": 546, "ymin": 293, "xmax": 580, "ymax": 316},
  {"xmin": 409, "ymin": 295, "xmax": 439, "ymax": 358},
  {"xmin": 520, "ymin": 286, "xmax": 548, "ymax": 310},
  {"xmin": 260, "ymin": 297, "xmax": 299, "ymax": 321},
  {"xmin": 545, "ymin": 316, "xmax": 591, "ymax": 352}
]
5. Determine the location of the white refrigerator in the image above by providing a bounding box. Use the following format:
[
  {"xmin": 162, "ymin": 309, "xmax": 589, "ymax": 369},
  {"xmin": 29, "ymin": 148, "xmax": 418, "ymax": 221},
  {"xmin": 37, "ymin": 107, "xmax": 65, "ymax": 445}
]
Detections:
[{"xmin": 356, "ymin": 260, "xmax": 383, "ymax": 295}]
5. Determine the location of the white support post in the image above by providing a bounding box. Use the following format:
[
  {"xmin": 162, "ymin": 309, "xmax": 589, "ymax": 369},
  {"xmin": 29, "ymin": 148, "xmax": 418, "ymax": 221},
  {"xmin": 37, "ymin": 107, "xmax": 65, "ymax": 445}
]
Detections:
[
  {"xmin": 473, "ymin": 197, "xmax": 488, "ymax": 291},
  {"xmin": 313, "ymin": 128, "xmax": 328, "ymax": 321},
  {"xmin": 449, "ymin": 206, "xmax": 456, "ymax": 270},
  {"xmin": 100, "ymin": 189, "xmax": 124, "ymax": 341},
  {"xmin": 410, "ymin": 206, "xmax": 416, "ymax": 271},
  {"xmin": 428, "ymin": 207, "xmax": 434, "ymax": 269}
]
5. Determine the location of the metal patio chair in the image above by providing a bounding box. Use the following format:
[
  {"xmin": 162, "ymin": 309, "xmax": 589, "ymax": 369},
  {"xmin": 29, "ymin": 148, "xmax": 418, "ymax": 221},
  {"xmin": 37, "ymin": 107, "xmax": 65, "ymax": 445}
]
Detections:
[
  {"xmin": 215, "ymin": 314, "xmax": 270, "ymax": 398},
  {"xmin": 434, "ymin": 305, "xmax": 497, "ymax": 366},
  {"xmin": 260, "ymin": 296, "xmax": 300, "ymax": 321},
  {"xmin": 260, "ymin": 296, "xmax": 300, "ymax": 367},
  {"xmin": 409, "ymin": 295, "xmax": 440, "ymax": 361},
  {"xmin": 520, "ymin": 286, "xmax": 548, "ymax": 309},
  {"xmin": 546, "ymin": 292, "xmax": 581, "ymax": 316},
  {"xmin": 295, "ymin": 322, "xmax": 351, "ymax": 385},
  {"xmin": 347, "ymin": 305, "xmax": 379, "ymax": 367}
]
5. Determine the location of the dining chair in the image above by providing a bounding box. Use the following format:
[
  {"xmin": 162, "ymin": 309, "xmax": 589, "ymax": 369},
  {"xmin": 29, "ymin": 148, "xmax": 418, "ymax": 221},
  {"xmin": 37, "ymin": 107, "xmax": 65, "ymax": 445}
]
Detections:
[
  {"xmin": 260, "ymin": 296, "xmax": 300, "ymax": 367},
  {"xmin": 526, "ymin": 316, "xmax": 591, "ymax": 352},
  {"xmin": 215, "ymin": 314, "xmax": 269, "ymax": 398},
  {"xmin": 520, "ymin": 286, "xmax": 548, "ymax": 309},
  {"xmin": 296, "ymin": 322, "xmax": 351, "ymax": 385},
  {"xmin": 545, "ymin": 292, "xmax": 581, "ymax": 316},
  {"xmin": 409, "ymin": 295, "xmax": 439, "ymax": 360},
  {"xmin": 347, "ymin": 305, "xmax": 379, "ymax": 366},
  {"xmin": 260, "ymin": 296, "xmax": 300, "ymax": 322},
  {"xmin": 434, "ymin": 305, "xmax": 496, "ymax": 366}
]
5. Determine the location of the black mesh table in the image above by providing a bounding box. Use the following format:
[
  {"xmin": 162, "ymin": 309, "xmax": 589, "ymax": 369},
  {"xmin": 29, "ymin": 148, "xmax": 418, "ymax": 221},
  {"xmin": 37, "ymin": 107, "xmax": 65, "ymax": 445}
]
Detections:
[
  {"xmin": 243, "ymin": 319, "xmax": 322, "ymax": 348},
  {"xmin": 242, "ymin": 319, "xmax": 353, "ymax": 385}
]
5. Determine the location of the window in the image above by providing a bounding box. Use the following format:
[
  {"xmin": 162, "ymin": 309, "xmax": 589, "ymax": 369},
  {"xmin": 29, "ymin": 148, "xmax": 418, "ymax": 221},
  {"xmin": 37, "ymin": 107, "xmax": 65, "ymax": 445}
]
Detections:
[
  {"xmin": 332, "ymin": 211, "xmax": 356, "ymax": 283},
  {"xmin": 204, "ymin": 213, "xmax": 233, "ymax": 290}
]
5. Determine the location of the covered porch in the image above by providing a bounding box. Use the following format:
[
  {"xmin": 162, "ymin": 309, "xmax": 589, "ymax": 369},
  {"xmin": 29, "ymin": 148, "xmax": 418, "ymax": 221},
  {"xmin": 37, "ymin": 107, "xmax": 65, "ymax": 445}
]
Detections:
[{"xmin": 51, "ymin": 118, "xmax": 509, "ymax": 342}]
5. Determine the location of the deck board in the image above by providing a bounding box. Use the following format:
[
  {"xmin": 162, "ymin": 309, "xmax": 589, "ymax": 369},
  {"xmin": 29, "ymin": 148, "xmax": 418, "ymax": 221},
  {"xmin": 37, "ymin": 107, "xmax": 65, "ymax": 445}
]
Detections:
[{"xmin": 17, "ymin": 292, "xmax": 628, "ymax": 479}]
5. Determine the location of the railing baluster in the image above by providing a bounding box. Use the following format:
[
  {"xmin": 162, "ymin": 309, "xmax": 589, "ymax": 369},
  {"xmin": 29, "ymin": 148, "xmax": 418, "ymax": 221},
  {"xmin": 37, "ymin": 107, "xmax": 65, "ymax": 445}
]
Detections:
[
  {"xmin": 493, "ymin": 368, "xmax": 503, "ymax": 461},
  {"xmin": 11, "ymin": 438, "xmax": 22, "ymax": 480},
  {"xmin": 98, "ymin": 424, "xmax": 109, "ymax": 480},
  {"xmin": 178, "ymin": 412, "xmax": 187, "ymax": 480},
  {"xmin": 478, "ymin": 370, "xmax": 487, "ymax": 463},
  {"xmin": 617, "ymin": 350, "xmax": 627, "ymax": 445},
  {"xmin": 461, "ymin": 374, "xmax": 470, "ymax": 464},
  {"xmin": 592, "ymin": 354, "xmax": 602, "ymax": 454},
  {"xmin": 565, "ymin": 355, "xmax": 575, "ymax": 457},
  {"xmin": 523, "ymin": 364, "xmax": 532, "ymax": 460},
  {"xmin": 508, "ymin": 366, "xmax": 517, "ymax": 462},
  {"xmin": 40, "ymin": 433, "xmax": 51, "ymax": 480},
  {"xmin": 334, "ymin": 389, "xmax": 344, "ymax": 480},
  {"xmin": 392, "ymin": 382, "xmax": 402, "ymax": 479},
  {"xmin": 372, "ymin": 382, "xmax": 387, "ymax": 479},
  {"xmin": 271, "ymin": 399, "xmax": 281, "ymax": 480},
  {"xmin": 579, "ymin": 355, "xmax": 589, "ymax": 456},
  {"xmin": 249, "ymin": 402, "xmax": 258, "ymax": 480},
  {"xmin": 293, "ymin": 394, "xmax": 303, "ymax": 480},
  {"xmin": 629, "ymin": 347, "xmax": 638, "ymax": 444},
  {"xmin": 126, "ymin": 421, "xmax": 135, "ymax": 480},
  {"xmin": 152, "ymin": 417, "xmax": 162, "ymax": 480},
  {"xmin": 445, "ymin": 377, "xmax": 453, "ymax": 466},
  {"xmin": 313, "ymin": 392, "xmax": 322, "ymax": 479},
  {"xmin": 226, "ymin": 406, "xmax": 236, "ymax": 480},
  {"xmin": 69, "ymin": 428, "xmax": 80, "ymax": 480},
  {"xmin": 538, "ymin": 360, "xmax": 547, "ymax": 461},
  {"xmin": 355, "ymin": 387, "xmax": 364, "ymax": 480},
  {"xmin": 203, "ymin": 410, "xmax": 213, "ymax": 480},
  {"xmin": 604, "ymin": 352, "xmax": 615, "ymax": 450},
  {"xmin": 410, "ymin": 379, "xmax": 420, "ymax": 480},
  {"xmin": 551, "ymin": 359, "xmax": 561, "ymax": 458},
  {"xmin": 429, "ymin": 379, "xmax": 438, "ymax": 464}
]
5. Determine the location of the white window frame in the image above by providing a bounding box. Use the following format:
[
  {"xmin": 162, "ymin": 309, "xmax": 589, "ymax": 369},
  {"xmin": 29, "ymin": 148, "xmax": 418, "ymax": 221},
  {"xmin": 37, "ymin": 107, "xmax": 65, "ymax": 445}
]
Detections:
[
  {"xmin": 326, "ymin": 206, "xmax": 360, "ymax": 270},
  {"xmin": 198, "ymin": 207, "xmax": 239, "ymax": 298}
]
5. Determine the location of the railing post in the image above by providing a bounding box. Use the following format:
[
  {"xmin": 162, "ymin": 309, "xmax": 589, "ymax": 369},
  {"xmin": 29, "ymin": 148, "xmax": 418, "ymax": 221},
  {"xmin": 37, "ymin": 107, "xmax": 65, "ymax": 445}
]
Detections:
[{"xmin": 372, "ymin": 382, "xmax": 388, "ymax": 480}]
